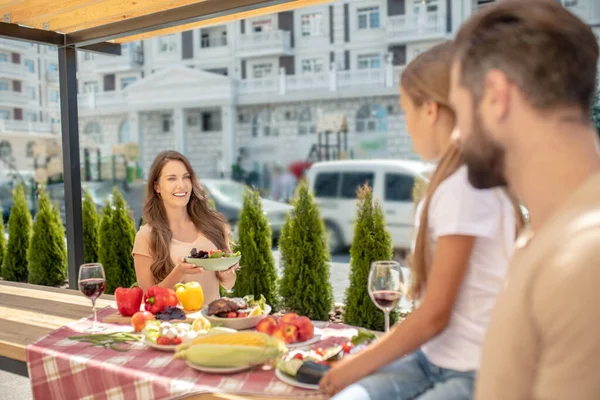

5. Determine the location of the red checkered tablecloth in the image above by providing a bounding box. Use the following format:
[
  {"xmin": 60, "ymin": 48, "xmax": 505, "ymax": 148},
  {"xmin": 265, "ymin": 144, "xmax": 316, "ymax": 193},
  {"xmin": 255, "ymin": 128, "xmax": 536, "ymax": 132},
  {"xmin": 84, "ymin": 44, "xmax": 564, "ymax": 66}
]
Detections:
[{"xmin": 26, "ymin": 307, "xmax": 360, "ymax": 400}]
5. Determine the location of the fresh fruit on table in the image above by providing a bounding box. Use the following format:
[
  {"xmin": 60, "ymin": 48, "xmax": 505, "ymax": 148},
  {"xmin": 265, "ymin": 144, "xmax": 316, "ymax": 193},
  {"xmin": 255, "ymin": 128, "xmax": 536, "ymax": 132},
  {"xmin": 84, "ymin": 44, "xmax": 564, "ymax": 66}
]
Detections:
[
  {"xmin": 154, "ymin": 306, "xmax": 187, "ymax": 321},
  {"xmin": 248, "ymin": 306, "xmax": 263, "ymax": 318},
  {"xmin": 191, "ymin": 316, "xmax": 211, "ymax": 332},
  {"xmin": 174, "ymin": 281, "xmax": 205, "ymax": 311},
  {"xmin": 144, "ymin": 286, "xmax": 178, "ymax": 314},
  {"xmin": 143, "ymin": 320, "xmax": 199, "ymax": 345},
  {"xmin": 256, "ymin": 316, "xmax": 278, "ymax": 335},
  {"xmin": 131, "ymin": 311, "xmax": 155, "ymax": 332},
  {"xmin": 293, "ymin": 316, "xmax": 314, "ymax": 342},
  {"xmin": 174, "ymin": 332, "xmax": 287, "ymax": 368},
  {"xmin": 115, "ymin": 285, "xmax": 143, "ymax": 317},
  {"xmin": 279, "ymin": 313, "xmax": 299, "ymax": 324},
  {"xmin": 272, "ymin": 322, "xmax": 299, "ymax": 344}
]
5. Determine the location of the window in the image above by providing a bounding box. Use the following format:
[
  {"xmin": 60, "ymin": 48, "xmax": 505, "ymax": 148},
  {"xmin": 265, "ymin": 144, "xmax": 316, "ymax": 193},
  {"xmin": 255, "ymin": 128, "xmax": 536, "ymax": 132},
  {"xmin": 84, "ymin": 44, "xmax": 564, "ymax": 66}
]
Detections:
[
  {"xmin": 301, "ymin": 13, "xmax": 323, "ymax": 36},
  {"xmin": 356, "ymin": 104, "xmax": 388, "ymax": 133},
  {"xmin": 26, "ymin": 141, "xmax": 36, "ymax": 158},
  {"xmin": 48, "ymin": 89, "xmax": 59, "ymax": 103},
  {"xmin": 358, "ymin": 54, "xmax": 381, "ymax": 70},
  {"xmin": 565, "ymin": 0, "xmax": 578, "ymax": 6},
  {"xmin": 252, "ymin": 63, "xmax": 273, "ymax": 79},
  {"xmin": 159, "ymin": 35, "xmax": 177, "ymax": 52},
  {"xmin": 202, "ymin": 111, "xmax": 222, "ymax": 132},
  {"xmin": 83, "ymin": 122, "xmax": 103, "ymax": 145},
  {"xmin": 301, "ymin": 58, "xmax": 324, "ymax": 74},
  {"xmin": 24, "ymin": 59, "xmax": 35, "ymax": 73},
  {"xmin": 120, "ymin": 76, "xmax": 137, "ymax": 89},
  {"xmin": 384, "ymin": 174, "xmax": 415, "ymax": 202},
  {"xmin": 24, "ymin": 111, "xmax": 37, "ymax": 122},
  {"xmin": 48, "ymin": 63, "xmax": 57, "ymax": 72},
  {"xmin": 83, "ymin": 81, "xmax": 99, "ymax": 93},
  {"xmin": 0, "ymin": 110, "xmax": 9, "ymax": 120},
  {"xmin": 340, "ymin": 172, "xmax": 374, "ymax": 199},
  {"xmin": 162, "ymin": 116, "xmax": 171, "ymax": 132},
  {"xmin": 314, "ymin": 173, "xmax": 339, "ymax": 198},
  {"xmin": 0, "ymin": 141, "xmax": 12, "ymax": 159},
  {"xmin": 358, "ymin": 6, "xmax": 380, "ymax": 30},
  {"xmin": 118, "ymin": 120, "xmax": 130, "ymax": 144},
  {"xmin": 0, "ymin": 81, "xmax": 8, "ymax": 91},
  {"xmin": 83, "ymin": 52, "xmax": 94, "ymax": 61},
  {"xmin": 252, "ymin": 20, "xmax": 272, "ymax": 32},
  {"xmin": 0, "ymin": 54, "xmax": 7, "ymax": 63},
  {"xmin": 298, "ymin": 108, "xmax": 316, "ymax": 135},
  {"xmin": 26, "ymin": 86, "xmax": 36, "ymax": 100}
]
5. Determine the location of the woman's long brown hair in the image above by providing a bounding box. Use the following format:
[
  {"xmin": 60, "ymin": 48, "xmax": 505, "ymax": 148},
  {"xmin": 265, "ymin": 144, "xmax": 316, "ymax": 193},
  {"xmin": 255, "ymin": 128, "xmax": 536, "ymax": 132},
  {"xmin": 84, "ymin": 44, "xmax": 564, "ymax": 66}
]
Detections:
[
  {"xmin": 143, "ymin": 150, "xmax": 231, "ymax": 283},
  {"xmin": 402, "ymin": 41, "xmax": 524, "ymax": 299}
]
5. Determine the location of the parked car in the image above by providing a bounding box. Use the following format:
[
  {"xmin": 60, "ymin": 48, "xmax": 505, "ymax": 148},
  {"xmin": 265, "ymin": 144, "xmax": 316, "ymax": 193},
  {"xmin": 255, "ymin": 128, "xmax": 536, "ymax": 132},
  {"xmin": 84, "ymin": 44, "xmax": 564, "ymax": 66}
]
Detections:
[
  {"xmin": 305, "ymin": 159, "xmax": 432, "ymax": 254},
  {"xmin": 200, "ymin": 179, "xmax": 292, "ymax": 241}
]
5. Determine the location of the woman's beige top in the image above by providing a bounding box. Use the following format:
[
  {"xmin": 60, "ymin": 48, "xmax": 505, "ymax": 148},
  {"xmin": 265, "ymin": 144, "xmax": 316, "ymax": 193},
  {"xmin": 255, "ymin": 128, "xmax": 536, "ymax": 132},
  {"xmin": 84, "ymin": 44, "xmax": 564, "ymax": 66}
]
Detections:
[{"xmin": 132, "ymin": 224, "xmax": 236, "ymax": 305}]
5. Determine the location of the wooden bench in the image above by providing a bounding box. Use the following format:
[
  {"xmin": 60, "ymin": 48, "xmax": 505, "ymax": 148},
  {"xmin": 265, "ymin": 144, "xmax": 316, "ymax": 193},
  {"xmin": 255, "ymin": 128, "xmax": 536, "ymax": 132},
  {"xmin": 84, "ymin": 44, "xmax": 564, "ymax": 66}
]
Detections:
[{"xmin": 0, "ymin": 281, "xmax": 314, "ymax": 400}]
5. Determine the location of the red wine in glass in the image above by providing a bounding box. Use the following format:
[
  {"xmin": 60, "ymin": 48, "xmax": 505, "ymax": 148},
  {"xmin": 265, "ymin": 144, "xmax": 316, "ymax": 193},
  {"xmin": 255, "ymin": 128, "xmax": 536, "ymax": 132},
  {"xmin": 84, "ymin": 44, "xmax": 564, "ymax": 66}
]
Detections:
[
  {"xmin": 372, "ymin": 290, "xmax": 402, "ymax": 310},
  {"xmin": 78, "ymin": 263, "xmax": 106, "ymax": 333},
  {"xmin": 79, "ymin": 278, "xmax": 106, "ymax": 301}
]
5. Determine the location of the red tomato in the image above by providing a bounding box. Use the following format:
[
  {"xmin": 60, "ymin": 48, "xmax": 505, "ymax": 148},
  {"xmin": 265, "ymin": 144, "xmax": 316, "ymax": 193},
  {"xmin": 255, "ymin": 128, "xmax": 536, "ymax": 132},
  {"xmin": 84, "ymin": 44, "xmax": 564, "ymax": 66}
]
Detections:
[
  {"xmin": 293, "ymin": 353, "xmax": 304, "ymax": 360},
  {"xmin": 227, "ymin": 312, "xmax": 237, "ymax": 318},
  {"xmin": 315, "ymin": 347, "xmax": 326, "ymax": 357},
  {"xmin": 237, "ymin": 312, "xmax": 247, "ymax": 318},
  {"xmin": 171, "ymin": 337, "xmax": 183, "ymax": 345},
  {"xmin": 342, "ymin": 341, "xmax": 354, "ymax": 354},
  {"xmin": 157, "ymin": 336, "xmax": 171, "ymax": 346}
]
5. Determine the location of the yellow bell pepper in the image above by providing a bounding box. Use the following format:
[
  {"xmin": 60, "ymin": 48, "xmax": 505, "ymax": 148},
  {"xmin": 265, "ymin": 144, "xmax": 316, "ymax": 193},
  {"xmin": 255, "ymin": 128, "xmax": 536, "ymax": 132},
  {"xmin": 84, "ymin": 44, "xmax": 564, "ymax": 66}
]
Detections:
[{"xmin": 174, "ymin": 282, "xmax": 204, "ymax": 311}]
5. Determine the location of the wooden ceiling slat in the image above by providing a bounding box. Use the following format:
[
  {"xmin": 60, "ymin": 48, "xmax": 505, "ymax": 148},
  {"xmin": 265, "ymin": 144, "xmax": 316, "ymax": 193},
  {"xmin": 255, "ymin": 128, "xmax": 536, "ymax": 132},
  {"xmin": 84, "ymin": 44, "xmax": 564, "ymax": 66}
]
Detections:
[
  {"xmin": 3, "ymin": 0, "xmax": 206, "ymax": 32},
  {"xmin": 114, "ymin": 0, "xmax": 332, "ymax": 43}
]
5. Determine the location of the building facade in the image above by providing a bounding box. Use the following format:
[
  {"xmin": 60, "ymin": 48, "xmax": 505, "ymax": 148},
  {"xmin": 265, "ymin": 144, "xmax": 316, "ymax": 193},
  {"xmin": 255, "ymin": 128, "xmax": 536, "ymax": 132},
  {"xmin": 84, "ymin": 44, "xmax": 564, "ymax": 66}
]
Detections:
[{"xmin": 1, "ymin": 0, "xmax": 599, "ymax": 181}]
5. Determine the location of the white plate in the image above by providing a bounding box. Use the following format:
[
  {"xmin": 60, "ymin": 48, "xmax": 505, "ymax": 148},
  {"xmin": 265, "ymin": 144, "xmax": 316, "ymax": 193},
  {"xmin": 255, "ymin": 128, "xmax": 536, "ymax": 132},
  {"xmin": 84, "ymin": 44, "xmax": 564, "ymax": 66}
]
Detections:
[
  {"xmin": 185, "ymin": 360, "xmax": 257, "ymax": 374},
  {"xmin": 144, "ymin": 338, "xmax": 177, "ymax": 352},
  {"xmin": 275, "ymin": 368, "xmax": 320, "ymax": 390},
  {"xmin": 286, "ymin": 328, "xmax": 323, "ymax": 349},
  {"xmin": 201, "ymin": 304, "xmax": 272, "ymax": 330},
  {"xmin": 184, "ymin": 255, "xmax": 241, "ymax": 271}
]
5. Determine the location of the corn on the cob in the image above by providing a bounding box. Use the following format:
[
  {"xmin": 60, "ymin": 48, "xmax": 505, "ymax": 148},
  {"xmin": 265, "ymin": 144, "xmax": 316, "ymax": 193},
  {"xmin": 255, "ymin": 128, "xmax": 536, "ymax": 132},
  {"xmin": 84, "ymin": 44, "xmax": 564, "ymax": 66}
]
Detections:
[
  {"xmin": 175, "ymin": 331, "xmax": 287, "ymax": 352},
  {"xmin": 174, "ymin": 343, "xmax": 286, "ymax": 368}
]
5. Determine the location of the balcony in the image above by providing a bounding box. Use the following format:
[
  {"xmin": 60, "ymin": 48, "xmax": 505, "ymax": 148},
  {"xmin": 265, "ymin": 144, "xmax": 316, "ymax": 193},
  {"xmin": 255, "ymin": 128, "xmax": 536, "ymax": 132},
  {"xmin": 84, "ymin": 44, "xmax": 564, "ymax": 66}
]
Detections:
[
  {"xmin": 0, "ymin": 62, "xmax": 35, "ymax": 80},
  {"xmin": 0, "ymin": 38, "xmax": 36, "ymax": 53},
  {"xmin": 78, "ymin": 91, "xmax": 127, "ymax": 111},
  {"xmin": 197, "ymin": 36, "xmax": 231, "ymax": 59},
  {"xmin": 386, "ymin": 13, "xmax": 447, "ymax": 43},
  {"xmin": 79, "ymin": 44, "xmax": 143, "ymax": 74},
  {"xmin": 0, "ymin": 119, "xmax": 58, "ymax": 135},
  {"xmin": 237, "ymin": 30, "xmax": 293, "ymax": 58},
  {"xmin": 0, "ymin": 90, "xmax": 37, "ymax": 106}
]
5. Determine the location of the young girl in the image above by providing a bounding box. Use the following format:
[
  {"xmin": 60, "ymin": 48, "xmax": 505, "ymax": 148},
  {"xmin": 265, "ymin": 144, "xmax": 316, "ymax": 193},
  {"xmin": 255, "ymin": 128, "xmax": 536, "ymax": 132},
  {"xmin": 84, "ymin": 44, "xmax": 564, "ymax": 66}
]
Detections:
[
  {"xmin": 132, "ymin": 150, "xmax": 236, "ymax": 304},
  {"xmin": 320, "ymin": 41, "xmax": 523, "ymax": 399}
]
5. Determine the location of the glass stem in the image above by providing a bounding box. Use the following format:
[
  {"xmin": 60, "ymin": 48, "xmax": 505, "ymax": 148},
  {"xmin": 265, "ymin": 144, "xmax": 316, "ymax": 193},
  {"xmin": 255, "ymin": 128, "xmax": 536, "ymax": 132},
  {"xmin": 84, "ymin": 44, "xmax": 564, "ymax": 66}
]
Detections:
[
  {"xmin": 384, "ymin": 311, "xmax": 390, "ymax": 333},
  {"xmin": 92, "ymin": 300, "xmax": 97, "ymax": 330}
]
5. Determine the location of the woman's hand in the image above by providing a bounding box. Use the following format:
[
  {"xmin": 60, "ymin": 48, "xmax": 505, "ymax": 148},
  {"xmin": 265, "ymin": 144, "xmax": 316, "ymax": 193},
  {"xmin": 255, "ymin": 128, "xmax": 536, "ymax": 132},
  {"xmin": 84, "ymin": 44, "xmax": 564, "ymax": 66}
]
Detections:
[
  {"xmin": 174, "ymin": 257, "xmax": 204, "ymax": 276},
  {"xmin": 319, "ymin": 354, "xmax": 368, "ymax": 397},
  {"xmin": 217, "ymin": 263, "xmax": 239, "ymax": 279}
]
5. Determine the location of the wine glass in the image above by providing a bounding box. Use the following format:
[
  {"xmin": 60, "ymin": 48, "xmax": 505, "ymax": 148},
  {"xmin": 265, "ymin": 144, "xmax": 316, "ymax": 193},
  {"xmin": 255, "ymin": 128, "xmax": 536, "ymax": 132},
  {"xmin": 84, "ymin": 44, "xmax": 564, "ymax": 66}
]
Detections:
[
  {"xmin": 368, "ymin": 260, "xmax": 405, "ymax": 333},
  {"xmin": 78, "ymin": 263, "xmax": 107, "ymax": 333}
]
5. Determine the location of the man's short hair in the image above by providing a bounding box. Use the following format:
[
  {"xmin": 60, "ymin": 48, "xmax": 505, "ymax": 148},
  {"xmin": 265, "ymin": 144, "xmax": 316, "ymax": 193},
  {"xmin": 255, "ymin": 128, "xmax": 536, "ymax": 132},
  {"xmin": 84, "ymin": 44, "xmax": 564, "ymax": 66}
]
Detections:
[{"xmin": 454, "ymin": 0, "xmax": 599, "ymax": 113}]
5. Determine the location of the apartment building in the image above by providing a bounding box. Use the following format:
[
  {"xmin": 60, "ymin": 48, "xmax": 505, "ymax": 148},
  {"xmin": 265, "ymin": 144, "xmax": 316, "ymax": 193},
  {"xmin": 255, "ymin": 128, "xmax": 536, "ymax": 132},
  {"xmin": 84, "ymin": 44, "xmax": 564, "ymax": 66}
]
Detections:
[{"xmin": 1, "ymin": 0, "xmax": 599, "ymax": 181}]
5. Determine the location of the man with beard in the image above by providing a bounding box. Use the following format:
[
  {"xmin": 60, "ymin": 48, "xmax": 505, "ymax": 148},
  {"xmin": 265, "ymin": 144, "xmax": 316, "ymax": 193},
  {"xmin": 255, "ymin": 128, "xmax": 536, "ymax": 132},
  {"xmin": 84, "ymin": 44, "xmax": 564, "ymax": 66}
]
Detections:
[{"xmin": 449, "ymin": 0, "xmax": 600, "ymax": 399}]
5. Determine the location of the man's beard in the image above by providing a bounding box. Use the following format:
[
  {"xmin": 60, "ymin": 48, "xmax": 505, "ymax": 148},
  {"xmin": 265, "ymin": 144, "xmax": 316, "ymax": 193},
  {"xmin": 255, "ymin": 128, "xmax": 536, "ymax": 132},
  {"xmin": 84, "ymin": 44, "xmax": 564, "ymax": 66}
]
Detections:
[{"xmin": 461, "ymin": 109, "xmax": 508, "ymax": 189}]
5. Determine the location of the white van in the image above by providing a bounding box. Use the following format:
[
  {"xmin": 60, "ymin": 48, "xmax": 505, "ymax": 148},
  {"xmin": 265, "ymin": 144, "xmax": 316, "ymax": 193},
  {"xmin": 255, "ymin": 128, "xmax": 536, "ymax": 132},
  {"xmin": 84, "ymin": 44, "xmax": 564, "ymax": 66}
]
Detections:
[{"xmin": 305, "ymin": 159, "xmax": 432, "ymax": 255}]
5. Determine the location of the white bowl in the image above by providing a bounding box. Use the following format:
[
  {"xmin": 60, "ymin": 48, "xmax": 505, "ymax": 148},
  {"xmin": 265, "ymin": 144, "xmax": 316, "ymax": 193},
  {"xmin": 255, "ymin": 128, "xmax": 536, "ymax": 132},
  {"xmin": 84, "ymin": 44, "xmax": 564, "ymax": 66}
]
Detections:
[
  {"xmin": 184, "ymin": 255, "xmax": 241, "ymax": 271},
  {"xmin": 200, "ymin": 304, "xmax": 272, "ymax": 330}
]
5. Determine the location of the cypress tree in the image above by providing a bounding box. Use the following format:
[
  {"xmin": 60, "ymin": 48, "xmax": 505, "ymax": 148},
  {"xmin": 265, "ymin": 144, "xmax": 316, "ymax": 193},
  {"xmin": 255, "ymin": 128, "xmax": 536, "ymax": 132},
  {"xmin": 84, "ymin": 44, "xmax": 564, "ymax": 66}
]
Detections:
[
  {"xmin": 279, "ymin": 180, "xmax": 332, "ymax": 320},
  {"xmin": 27, "ymin": 189, "xmax": 67, "ymax": 286},
  {"xmin": 1, "ymin": 183, "xmax": 32, "ymax": 282},
  {"xmin": 343, "ymin": 185, "xmax": 397, "ymax": 331},
  {"xmin": 103, "ymin": 187, "xmax": 136, "ymax": 294},
  {"xmin": 231, "ymin": 187, "xmax": 278, "ymax": 308},
  {"xmin": 98, "ymin": 197, "xmax": 115, "ymax": 290},
  {"xmin": 82, "ymin": 188, "xmax": 99, "ymax": 264}
]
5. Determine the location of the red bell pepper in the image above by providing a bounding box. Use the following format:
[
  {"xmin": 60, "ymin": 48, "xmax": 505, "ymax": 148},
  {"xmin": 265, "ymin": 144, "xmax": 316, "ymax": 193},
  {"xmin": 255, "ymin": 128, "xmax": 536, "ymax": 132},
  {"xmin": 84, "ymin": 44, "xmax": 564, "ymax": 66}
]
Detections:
[
  {"xmin": 114, "ymin": 285, "xmax": 143, "ymax": 317},
  {"xmin": 144, "ymin": 286, "xmax": 178, "ymax": 314}
]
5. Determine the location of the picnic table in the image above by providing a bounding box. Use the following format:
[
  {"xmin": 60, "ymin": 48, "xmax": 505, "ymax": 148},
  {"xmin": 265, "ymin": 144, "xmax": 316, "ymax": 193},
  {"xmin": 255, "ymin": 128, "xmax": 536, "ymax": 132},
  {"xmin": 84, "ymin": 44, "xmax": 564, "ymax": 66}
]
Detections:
[{"xmin": 0, "ymin": 281, "xmax": 359, "ymax": 400}]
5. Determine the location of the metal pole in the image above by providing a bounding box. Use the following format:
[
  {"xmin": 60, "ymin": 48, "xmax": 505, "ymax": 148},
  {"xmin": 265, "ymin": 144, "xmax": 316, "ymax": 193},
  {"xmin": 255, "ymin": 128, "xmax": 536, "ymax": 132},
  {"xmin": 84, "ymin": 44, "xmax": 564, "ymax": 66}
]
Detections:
[{"xmin": 58, "ymin": 46, "xmax": 84, "ymax": 290}]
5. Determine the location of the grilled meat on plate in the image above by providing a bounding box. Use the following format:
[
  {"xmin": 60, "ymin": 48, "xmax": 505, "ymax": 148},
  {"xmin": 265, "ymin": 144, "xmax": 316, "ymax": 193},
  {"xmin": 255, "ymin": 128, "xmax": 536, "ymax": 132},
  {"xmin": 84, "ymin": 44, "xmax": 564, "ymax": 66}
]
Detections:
[{"xmin": 207, "ymin": 297, "xmax": 249, "ymax": 316}]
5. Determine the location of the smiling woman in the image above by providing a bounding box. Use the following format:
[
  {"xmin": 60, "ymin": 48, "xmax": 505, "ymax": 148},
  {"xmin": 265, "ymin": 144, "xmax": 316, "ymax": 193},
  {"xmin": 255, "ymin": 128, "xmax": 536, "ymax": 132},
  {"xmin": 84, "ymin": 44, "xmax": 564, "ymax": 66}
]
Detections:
[{"xmin": 132, "ymin": 150, "xmax": 237, "ymax": 305}]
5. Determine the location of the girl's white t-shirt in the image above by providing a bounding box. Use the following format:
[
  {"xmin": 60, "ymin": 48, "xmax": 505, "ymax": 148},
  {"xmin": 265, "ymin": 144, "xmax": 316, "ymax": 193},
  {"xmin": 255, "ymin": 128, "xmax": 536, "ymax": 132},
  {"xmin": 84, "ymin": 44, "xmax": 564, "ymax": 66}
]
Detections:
[{"xmin": 415, "ymin": 165, "xmax": 516, "ymax": 371}]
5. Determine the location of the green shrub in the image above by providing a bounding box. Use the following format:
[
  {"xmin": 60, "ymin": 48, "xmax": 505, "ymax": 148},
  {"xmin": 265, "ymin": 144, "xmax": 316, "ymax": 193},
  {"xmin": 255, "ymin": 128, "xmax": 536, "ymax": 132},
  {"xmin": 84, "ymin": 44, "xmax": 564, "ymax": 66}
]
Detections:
[
  {"xmin": 279, "ymin": 180, "xmax": 332, "ymax": 320},
  {"xmin": 82, "ymin": 188, "xmax": 99, "ymax": 264},
  {"xmin": 343, "ymin": 185, "xmax": 397, "ymax": 331},
  {"xmin": 1, "ymin": 183, "xmax": 32, "ymax": 282}
]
